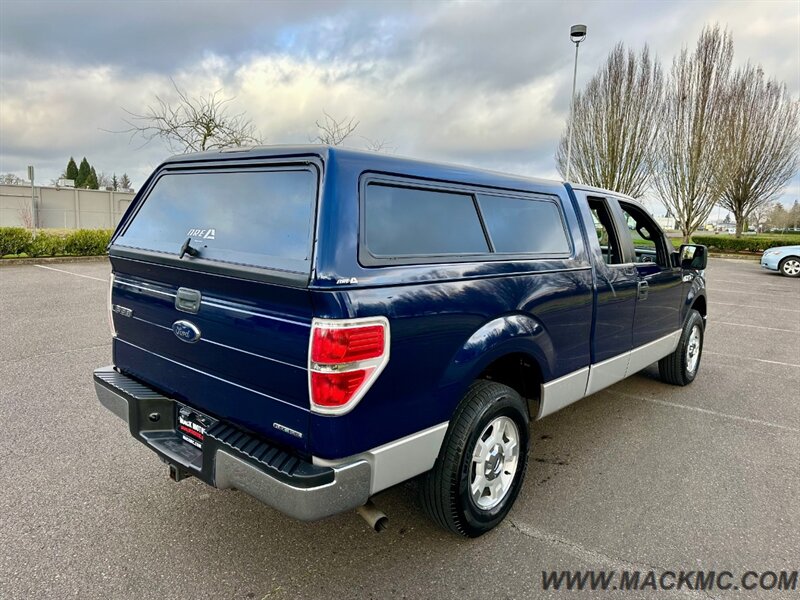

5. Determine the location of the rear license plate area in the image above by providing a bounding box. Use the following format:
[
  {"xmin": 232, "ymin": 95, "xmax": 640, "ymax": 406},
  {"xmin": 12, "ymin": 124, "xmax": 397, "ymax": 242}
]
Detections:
[{"xmin": 176, "ymin": 403, "xmax": 217, "ymax": 450}]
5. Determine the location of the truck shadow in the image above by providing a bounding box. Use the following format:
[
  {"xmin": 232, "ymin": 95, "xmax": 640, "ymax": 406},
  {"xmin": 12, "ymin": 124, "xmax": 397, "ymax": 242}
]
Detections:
[{"xmin": 137, "ymin": 366, "xmax": 686, "ymax": 598}]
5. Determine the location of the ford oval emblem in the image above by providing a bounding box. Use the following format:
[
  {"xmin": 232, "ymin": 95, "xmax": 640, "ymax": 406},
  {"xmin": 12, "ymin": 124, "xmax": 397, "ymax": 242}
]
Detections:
[{"xmin": 172, "ymin": 320, "xmax": 201, "ymax": 344}]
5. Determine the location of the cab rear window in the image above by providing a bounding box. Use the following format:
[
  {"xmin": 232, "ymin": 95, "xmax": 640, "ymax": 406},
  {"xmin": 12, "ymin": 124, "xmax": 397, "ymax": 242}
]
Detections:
[{"xmin": 116, "ymin": 168, "xmax": 317, "ymax": 272}]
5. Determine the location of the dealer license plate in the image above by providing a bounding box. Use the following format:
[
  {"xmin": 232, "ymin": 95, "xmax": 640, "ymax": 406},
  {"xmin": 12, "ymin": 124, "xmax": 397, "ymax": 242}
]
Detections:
[{"xmin": 176, "ymin": 404, "xmax": 216, "ymax": 449}]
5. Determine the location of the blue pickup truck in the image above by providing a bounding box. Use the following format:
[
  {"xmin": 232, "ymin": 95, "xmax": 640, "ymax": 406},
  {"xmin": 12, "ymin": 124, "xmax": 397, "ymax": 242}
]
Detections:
[{"xmin": 95, "ymin": 146, "xmax": 708, "ymax": 537}]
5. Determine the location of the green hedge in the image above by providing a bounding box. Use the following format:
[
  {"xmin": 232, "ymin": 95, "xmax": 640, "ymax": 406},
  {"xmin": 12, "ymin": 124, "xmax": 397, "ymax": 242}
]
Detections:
[
  {"xmin": 63, "ymin": 229, "xmax": 112, "ymax": 256},
  {"xmin": 28, "ymin": 230, "xmax": 68, "ymax": 257},
  {"xmin": 0, "ymin": 227, "xmax": 112, "ymax": 258},
  {"xmin": 0, "ymin": 227, "xmax": 33, "ymax": 256},
  {"xmin": 692, "ymin": 234, "xmax": 800, "ymax": 253}
]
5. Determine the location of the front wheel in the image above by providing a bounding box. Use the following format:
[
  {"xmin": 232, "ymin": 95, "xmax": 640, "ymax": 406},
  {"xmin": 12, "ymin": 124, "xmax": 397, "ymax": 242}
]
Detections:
[
  {"xmin": 420, "ymin": 380, "xmax": 529, "ymax": 537},
  {"xmin": 779, "ymin": 257, "xmax": 800, "ymax": 278},
  {"xmin": 659, "ymin": 309, "xmax": 704, "ymax": 386}
]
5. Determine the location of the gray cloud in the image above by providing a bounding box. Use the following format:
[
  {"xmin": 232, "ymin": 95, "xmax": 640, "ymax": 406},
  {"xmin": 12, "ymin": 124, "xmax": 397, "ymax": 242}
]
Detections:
[
  {"xmin": 1, "ymin": 0, "xmax": 797, "ymax": 204},
  {"xmin": 0, "ymin": 1, "xmax": 349, "ymax": 73}
]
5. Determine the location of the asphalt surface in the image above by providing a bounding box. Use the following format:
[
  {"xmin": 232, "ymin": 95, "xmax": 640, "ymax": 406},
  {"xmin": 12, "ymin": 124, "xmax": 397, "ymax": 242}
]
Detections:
[{"xmin": 1, "ymin": 258, "xmax": 798, "ymax": 599}]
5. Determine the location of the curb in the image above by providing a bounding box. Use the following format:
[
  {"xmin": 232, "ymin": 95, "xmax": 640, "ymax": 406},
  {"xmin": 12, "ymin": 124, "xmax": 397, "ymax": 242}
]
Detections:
[
  {"xmin": 708, "ymin": 253, "xmax": 761, "ymax": 261},
  {"xmin": 0, "ymin": 255, "xmax": 109, "ymax": 266}
]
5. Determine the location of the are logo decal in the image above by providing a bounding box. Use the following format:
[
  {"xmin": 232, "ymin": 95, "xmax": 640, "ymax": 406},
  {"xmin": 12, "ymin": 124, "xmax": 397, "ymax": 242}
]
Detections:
[{"xmin": 186, "ymin": 228, "xmax": 216, "ymax": 240}]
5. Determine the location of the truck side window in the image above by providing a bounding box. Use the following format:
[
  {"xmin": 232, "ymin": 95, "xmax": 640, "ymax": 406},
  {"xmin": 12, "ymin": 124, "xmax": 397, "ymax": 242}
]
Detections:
[
  {"xmin": 618, "ymin": 203, "xmax": 669, "ymax": 268},
  {"xmin": 588, "ymin": 198, "xmax": 623, "ymax": 265},
  {"xmin": 476, "ymin": 194, "xmax": 570, "ymax": 255},
  {"xmin": 364, "ymin": 184, "xmax": 489, "ymax": 257}
]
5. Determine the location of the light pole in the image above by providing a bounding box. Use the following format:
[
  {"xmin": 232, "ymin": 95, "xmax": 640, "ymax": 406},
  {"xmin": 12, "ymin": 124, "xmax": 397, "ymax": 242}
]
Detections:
[{"xmin": 565, "ymin": 24, "xmax": 587, "ymax": 182}]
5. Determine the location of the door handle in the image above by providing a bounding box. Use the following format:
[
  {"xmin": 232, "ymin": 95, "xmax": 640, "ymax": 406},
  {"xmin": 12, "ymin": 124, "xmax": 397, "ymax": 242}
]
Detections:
[
  {"xmin": 637, "ymin": 280, "xmax": 649, "ymax": 300},
  {"xmin": 175, "ymin": 287, "xmax": 202, "ymax": 314}
]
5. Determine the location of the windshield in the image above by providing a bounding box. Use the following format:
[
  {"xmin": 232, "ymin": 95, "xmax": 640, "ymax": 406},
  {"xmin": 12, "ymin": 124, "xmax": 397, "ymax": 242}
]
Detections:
[{"xmin": 116, "ymin": 168, "xmax": 317, "ymax": 272}]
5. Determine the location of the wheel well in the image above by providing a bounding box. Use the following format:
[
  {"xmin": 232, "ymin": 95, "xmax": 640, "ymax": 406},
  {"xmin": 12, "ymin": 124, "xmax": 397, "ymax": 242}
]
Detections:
[
  {"xmin": 691, "ymin": 295, "xmax": 707, "ymax": 319},
  {"xmin": 478, "ymin": 353, "xmax": 542, "ymax": 419}
]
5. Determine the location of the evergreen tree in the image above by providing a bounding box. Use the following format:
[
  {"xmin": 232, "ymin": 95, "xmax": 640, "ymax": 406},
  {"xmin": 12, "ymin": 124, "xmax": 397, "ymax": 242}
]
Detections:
[
  {"xmin": 65, "ymin": 157, "xmax": 79, "ymax": 182},
  {"xmin": 790, "ymin": 200, "xmax": 800, "ymax": 229},
  {"xmin": 76, "ymin": 157, "xmax": 91, "ymax": 188},
  {"xmin": 88, "ymin": 166, "xmax": 99, "ymax": 190},
  {"xmin": 112, "ymin": 174, "xmax": 118, "ymax": 191},
  {"xmin": 119, "ymin": 173, "xmax": 132, "ymax": 190},
  {"xmin": 767, "ymin": 203, "xmax": 789, "ymax": 230}
]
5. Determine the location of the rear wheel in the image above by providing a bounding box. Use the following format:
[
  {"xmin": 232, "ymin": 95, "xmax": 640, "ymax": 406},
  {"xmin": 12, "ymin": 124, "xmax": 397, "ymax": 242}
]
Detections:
[
  {"xmin": 779, "ymin": 257, "xmax": 800, "ymax": 277},
  {"xmin": 659, "ymin": 309, "xmax": 704, "ymax": 386},
  {"xmin": 420, "ymin": 380, "xmax": 529, "ymax": 537}
]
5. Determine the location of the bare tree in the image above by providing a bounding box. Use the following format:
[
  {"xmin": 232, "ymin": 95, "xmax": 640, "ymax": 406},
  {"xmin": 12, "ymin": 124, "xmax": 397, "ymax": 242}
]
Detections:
[
  {"xmin": 766, "ymin": 201, "xmax": 789, "ymax": 230},
  {"xmin": 651, "ymin": 25, "xmax": 734, "ymax": 242},
  {"xmin": 97, "ymin": 171, "xmax": 113, "ymax": 190},
  {"xmin": 749, "ymin": 201, "xmax": 773, "ymax": 233},
  {"xmin": 119, "ymin": 79, "xmax": 262, "ymax": 153},
  {"xmin": 1, "ymin": 173, "xmax": 25, "ymax": 185},
  {"xmin": 718, "ymin": 64, "xmax": 800, "ymax": 237},
  {"xmin": 556, "ymin": 43, "xmax": 664, "ymax": 198},
  {"xmin": 311, "ymin": 110, "xmax": 359, "ymax": 146},
  {"xmin": 17, "ymin": 199, "xmax": 33, "ymax": 229},
  {"xmin": 362, "ymin": 137, "xmax": 395, "ymax": 153}
]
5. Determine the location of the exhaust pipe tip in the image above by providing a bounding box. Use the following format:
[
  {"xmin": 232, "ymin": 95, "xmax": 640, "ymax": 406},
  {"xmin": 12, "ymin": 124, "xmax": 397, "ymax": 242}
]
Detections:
[
  {"xmin": 356, "ymin": 501, "xmax": 388, "ymax": 532},
  {"xmin": 373, "ymin": 515, "xmax": 388, "ymax": 533}
]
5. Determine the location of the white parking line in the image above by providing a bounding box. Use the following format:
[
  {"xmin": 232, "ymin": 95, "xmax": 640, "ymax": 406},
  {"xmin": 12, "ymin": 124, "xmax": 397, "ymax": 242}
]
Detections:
[
  {"xmin": 613, "ymin": 391, "xmax": 800, "ymax": 434},
  {"xmin": 714, "ymin": 321, "xmax": 798, "ymax": 333},
  {"xmin": 711, "ymin": 278, "xmax": 799, "ymax": 287},
  {"xmin": 710, "ymin": 301, "xmax": 800, "ymax": 313},
  {"xmin": 706, "ymin": 287, "xmax": 799, "ymax": 298},
  {"xmin": 705, "ymin": 351, "xmax": 800, "ymax": 369},
  {"xmin": 34, "ymin": 264, "xmax": 108, "ymax": 282}
]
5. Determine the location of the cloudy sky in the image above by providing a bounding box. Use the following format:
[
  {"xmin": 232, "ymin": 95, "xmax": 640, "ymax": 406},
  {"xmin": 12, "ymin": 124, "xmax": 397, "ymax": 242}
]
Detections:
[{"xmin": 1, "ymin": 0, "xmax": 798, "ymax": 206}]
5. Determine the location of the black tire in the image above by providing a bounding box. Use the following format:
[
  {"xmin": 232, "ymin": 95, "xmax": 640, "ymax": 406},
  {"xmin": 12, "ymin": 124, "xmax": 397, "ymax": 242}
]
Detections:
[
  {"xmin": 779, "ymin": 256, "xmax": 800, "ymax": 278},
  {"xmin": 420, "ymin": 380, "xmax": 529, "ymax": 537},
  {"xmin": 658, "ymin": 309, "xmax": 704, "ymax": 386}
]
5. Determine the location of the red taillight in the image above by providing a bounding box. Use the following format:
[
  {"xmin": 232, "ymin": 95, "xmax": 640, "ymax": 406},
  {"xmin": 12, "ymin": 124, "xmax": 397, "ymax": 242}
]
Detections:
[
  {"xmin": 311, "ymin": 325, "xmax": 385, "ymax": 363},
  {"xmin": 308, "ymin": 318, "xmax": 390, "ymax": 415},
  {"xmin": 310, "ymin": 369, "xmax": 371, "ymax": 407}
]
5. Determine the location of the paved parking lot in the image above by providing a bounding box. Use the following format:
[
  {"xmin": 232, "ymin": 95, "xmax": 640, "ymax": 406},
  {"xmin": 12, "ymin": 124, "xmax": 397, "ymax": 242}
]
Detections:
[{"xmin": 1, "ymin": 258, "xmax": 798, "ymax": 599}]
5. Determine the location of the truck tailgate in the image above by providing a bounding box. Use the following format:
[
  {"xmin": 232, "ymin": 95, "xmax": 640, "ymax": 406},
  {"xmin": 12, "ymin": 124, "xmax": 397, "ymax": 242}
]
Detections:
[{"xmin": 109, "ymin": 259, "xmax": 313, "ymax": 453}]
